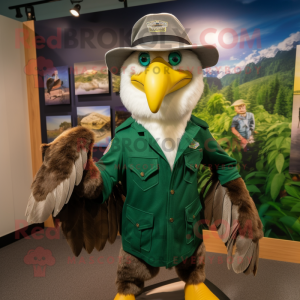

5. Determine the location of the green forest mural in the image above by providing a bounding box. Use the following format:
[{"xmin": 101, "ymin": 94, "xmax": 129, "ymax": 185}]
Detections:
[{"xmin": 193, "ymin": 46, "xmax": 300, "ymax": 241}]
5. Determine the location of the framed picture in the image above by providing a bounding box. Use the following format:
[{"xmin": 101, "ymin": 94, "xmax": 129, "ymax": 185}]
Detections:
[
  {"xmin": 77, "ymin": 106, "xmax": 111, "ymax": 147},
  {"xmin": 74, "ymin": 60, "xmax": 109, "ymax": 95},
  {"xmin": 112, "ymin": 74, "xmax": 120, "ymax": 93},
  {"xmin": 44, "ymin": 66, "xmax": 70, "ymax": 105},
  {"xmin": 46, "ymin": 115, "xmax": 72, "ymax": 143},
  {"xmin": 115, "ymin": 105, "xmax": 131, "ymax": 130}
]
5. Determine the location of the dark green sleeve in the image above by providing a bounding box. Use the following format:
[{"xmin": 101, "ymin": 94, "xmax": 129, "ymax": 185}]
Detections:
[
  {"xmin": 95, "ymin": 136, "xmax": 124, "ymax": 202},
  {"xmin": 201, "ymin": 128, "xmax": 241, "ymax": 185}
]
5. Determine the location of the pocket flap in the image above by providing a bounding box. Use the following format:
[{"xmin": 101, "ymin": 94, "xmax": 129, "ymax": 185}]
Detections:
[
  {"xmin": 185, "ymin": 198, "xmax": 202, "ymax": 222},
  {"xmin": 129, "ymin": 158, "xmax": 158, "ymax": 180},
  {"xmin": 184, "ymin": 155, "xmax": 198, "ymax": 172},
  {"xmin": 126, "ymin": 205, "xmax": 154, "ymax": 230}
]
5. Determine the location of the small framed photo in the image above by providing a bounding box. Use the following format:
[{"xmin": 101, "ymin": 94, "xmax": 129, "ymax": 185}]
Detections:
[
  {"xmin": 74, "ymin": 60, "xmax": 109, "ymax": 95},
  {"xmin": 77, "ymin": 106, "xmax": 111, "ymax": 147},
  {"xmin": 44, "ymin": 66, "xmax": 70, "ymax": 105},
  {"xmin": 46, "ymin": 115, "xmax": 72, "ymax": 143}
]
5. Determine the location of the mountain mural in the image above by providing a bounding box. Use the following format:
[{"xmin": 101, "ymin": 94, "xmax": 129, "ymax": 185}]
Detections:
[{"xmin": 220, "ymin": 48, "xmax": 297, "ymax": 88}]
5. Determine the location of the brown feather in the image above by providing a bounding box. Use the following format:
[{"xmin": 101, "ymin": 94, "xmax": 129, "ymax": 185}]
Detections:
[
  {"xmin": 82, "ymin": 200, "xmax": 96, "ymax": 253},
  {"xmin": 32, "ymin": 126, "xmax": 95, "ymax": 201},
  {"xmin": 107, "ymin": 194, "xmax": 118, "ymax": 244},
  {"xmin": 94, "ymin": 203, "xmax": 109, "ymax": 251}
]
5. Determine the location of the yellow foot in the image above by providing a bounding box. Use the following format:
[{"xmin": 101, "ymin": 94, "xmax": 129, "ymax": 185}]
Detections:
[
  {"xmin": 113, "ymin": 293, "xmax": 135, "ymax": 300},
  {"xmin": 185, "ymin": 282, "xmax": 219, "ymax": 300}
]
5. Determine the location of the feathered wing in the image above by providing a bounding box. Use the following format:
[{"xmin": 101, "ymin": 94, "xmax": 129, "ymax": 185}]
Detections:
[
  {"xmin": 201, "ymin": 174, "xmax": 263, "ymax": 276},
  {"xmin": 25, "ymin": 126, "xmax": 124, "ymax": 257}
]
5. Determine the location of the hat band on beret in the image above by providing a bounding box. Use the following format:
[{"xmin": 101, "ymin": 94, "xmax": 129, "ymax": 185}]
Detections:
[{"xmin": 132, "ymin": 35, "xmax": 191, "ymax": 47}]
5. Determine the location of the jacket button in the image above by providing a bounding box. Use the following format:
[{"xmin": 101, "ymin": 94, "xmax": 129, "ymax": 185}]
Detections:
[
  {"xmin": 169, "ymin": 218, "xmax": 174, "ymax": 223},
  {"xmin": 193, "ymin": 215, "xmax": 195, "ymax": 219},
  {"xmin": 170, "ymin": 190, "xmax": 175, "ymax": 195},
  {"xmin": 140, "ymin": 172, "xmax": 145, "ymax": 177},
  {"xmin": 195, "ymin": 164, "xmax": 198, "ymax": 169},
  {"xmin": 136, "ymin": 223, "xmax": 139, "ymax": 228}
]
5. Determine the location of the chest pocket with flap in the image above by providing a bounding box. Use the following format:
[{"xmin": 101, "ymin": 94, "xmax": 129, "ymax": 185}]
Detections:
[
  {"xmin": 128, "ymin": 157, "xmax": 159, "ymax": 191},
  {"xmin": 184, "ymin": 149, "xmax": 203, "ymax": 184}
]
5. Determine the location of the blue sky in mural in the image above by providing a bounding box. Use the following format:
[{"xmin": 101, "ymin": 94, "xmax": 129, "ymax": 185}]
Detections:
[{"xmin": 167, "ymin": 0, "xmax": 300, "ymax": 77}]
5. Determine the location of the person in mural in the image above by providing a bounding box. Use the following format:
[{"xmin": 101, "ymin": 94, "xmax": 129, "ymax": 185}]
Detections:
[{"xmin": 231, "ymin": 99, "xmax": 256, "ymax": 150}]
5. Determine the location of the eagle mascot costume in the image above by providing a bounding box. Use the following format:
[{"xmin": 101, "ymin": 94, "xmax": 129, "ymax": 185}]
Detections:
[{"xmin": 26, "ymin": 13, "xmax": 263, "ymax": 300}]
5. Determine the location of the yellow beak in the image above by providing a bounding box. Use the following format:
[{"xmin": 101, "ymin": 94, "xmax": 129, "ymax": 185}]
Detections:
[{"xmin": 131, "ymin": 57, "xmax": 193, "ymax": 113}]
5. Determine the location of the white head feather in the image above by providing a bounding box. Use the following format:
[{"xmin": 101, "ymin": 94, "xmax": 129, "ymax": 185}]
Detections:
[{"xmin": 119, "ymin": 50, "xmax": 204, "ymax": 169}]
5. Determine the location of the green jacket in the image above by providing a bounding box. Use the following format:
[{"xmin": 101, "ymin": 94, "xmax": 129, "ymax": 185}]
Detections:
[{"xmin": 96, "ymin": 115, "xmax": 240, "ymax": 268}]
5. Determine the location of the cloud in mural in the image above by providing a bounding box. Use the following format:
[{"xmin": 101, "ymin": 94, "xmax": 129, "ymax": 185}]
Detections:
[
  {"xmin": 217, "ymin": 31, "xmax": 300, "ymax": 78},
  {"xmin": 230, "ymin": 56, "xmax": 238, "ymax": 60}
]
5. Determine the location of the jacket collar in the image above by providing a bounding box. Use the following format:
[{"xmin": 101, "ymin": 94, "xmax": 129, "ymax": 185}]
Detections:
[{"xmin": 131, "ymin": 117, "xmax": 201, "ymax": 165}]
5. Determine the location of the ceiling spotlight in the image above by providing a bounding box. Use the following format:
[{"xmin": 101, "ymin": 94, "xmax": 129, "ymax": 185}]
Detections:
[
  {"xmin": 25, "ymin": 5, "xmax": 35, "ymax": 21},
  {"xmin": 15, "ymin": 7, "xmax": 23, "ymax": 18},
  {"xmin": 70, "ymin": 4, "xmax": 81, "ymax": 17},
  {"xmin": 70, "ymin": 0, "xmax": 83, "ymax": 17}
]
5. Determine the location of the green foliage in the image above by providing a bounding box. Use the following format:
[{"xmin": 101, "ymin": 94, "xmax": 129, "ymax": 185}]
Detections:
[
  {"xmin": 193, "ymin": 99, "xmax": 300, "ymax": 241},
  {"xmin": 206, "ymin": 93, "xmax": 231, "ymax": 115},
  {"xmin": 268, "ymin": 75, "xmax": 280, "ymax": 113},
  {"xmin": 203, "ymin": 78, "xmax": 210, "ymax": 98},
  {"xmin": 225, "ymin": 83, "xmax": 234, "ymax": 104},
  {"xmin": 233, "ymin": 79, "xmax": 240, "ymax": 100},
  {"xmin": 247, "ymin": 85, "xmax": 259, "ymax": 111}
]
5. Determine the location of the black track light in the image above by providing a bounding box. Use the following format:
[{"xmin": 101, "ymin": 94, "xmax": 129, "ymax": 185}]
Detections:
[
  {"xmin": 25, "ymin": 5, "xmax": 35, "ymax": 21},
  {"xmin": 15, "ymin": 7, "xmax": 23, "ymax": 18},
  {"xmin": 70, "ymin": 4, "xmax": 81, "ymax": 17},
  {"xmin": 9, "ymin": 1, "xmax": 61, "ymax": 21},
  {"xmin": 70, "ymin": 0, "xmax": 83, "ymax": 17},
  {"xmin": 119, "ymin": 0, "xmax": 128, "ymax": 8}
]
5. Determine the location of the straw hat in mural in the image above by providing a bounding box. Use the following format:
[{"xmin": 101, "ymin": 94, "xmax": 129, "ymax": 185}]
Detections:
[
  {"xmin": 105, "ymin": 13, "xmax": 219, "ymax": 74},
  {"xmin": 231, "ymin": 99, "xmax": 249, "ymax": 106}
]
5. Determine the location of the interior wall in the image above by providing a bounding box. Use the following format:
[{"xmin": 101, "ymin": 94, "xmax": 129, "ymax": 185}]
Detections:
[{"xmin": 0, "ymin": 15, "xmax": 33, "ymax": 237}]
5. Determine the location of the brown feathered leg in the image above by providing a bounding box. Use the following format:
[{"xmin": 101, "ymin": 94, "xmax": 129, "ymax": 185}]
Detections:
[
  {"xmin": 175, "ymin": 242, "xmax": 206, "ymax": 285},
  {"xmin": 116, "ymin": 245, "xmax": 160, "ymax": 296}
]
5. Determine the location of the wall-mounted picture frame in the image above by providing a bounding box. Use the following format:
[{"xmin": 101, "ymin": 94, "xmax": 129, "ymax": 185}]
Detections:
[
  {"xmin": 115, "ymin": 105, "xmax": 131, "ymax": 130},
  {"xmin": 46, "ymin": 115, "xmax": 72, "ymax": 143},
  {"xmin": 112, "ymin": 74, "xmax": 120, "ymax": 93},
  {"xmin": 44, "ymin": 66, "xmax": 70, "ymax": 105},
  {"xmin": 77, "ymin": 106, "xmax": 111, "ymax": 147},
  {"xmin": 74, "ymin": 60, "xmax": 109, "ymax": 95}
]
